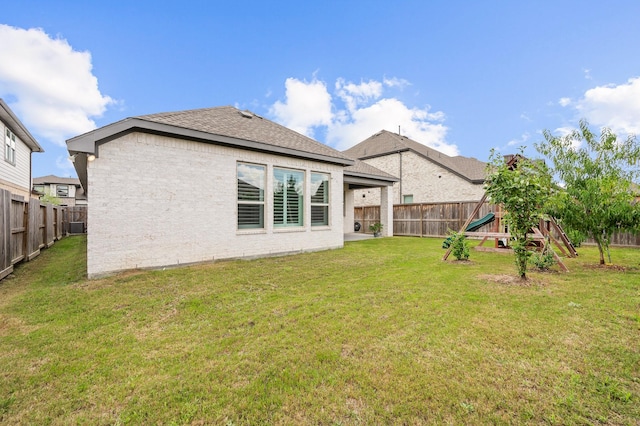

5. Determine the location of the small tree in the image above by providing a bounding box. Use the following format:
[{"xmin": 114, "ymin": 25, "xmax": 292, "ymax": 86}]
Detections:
[
  {"xmin": 39, "ymin": 192, "xmax": 62, "ymax": 205},
  {"xmin": 536, "ymin": 120, "xmax": 640, "ymax": 265},
  {"xmin": 484, "ymin": 148, "xmax": 553, "ymax": 279},
  {"xmin": 448, "ymin": 230, "xmax": 470, "ymax": 261}
]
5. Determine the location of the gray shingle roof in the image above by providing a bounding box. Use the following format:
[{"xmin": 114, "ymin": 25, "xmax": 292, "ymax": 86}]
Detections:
[
  {"xmin": 33, "ymin": 175, "xmax": 81, "ymax": 186},
  {"xmin": 137, "ymin": 106, "xmax": 352, "ymax": 164},
  {"xmin": 344, "ymin": 159, "xmax": 398, "ymax": 181},
  {"xmin": 344, "ymin": 130, "xmax": 486, "ymax": 183}
]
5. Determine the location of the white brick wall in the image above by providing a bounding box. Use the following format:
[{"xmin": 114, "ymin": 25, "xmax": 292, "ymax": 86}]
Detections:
[
  {"xmin": 87, "ymin": 132, "xmax": 344, "ymax": 277},
  {"xmin": 354, "ymin": 151, "xmax": 485, "ymax": 206}
]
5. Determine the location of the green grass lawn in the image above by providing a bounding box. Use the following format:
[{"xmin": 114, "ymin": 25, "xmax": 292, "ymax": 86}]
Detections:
[{"xmin": 1, "ymin": 236, "xmax": 638, "ymax": 425}]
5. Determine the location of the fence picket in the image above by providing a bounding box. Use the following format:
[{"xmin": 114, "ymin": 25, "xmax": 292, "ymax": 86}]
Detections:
[
  {"xmin": 355, "ymin": 200, "xmax": 640, "ymax": 247},
  {"xmin": 0, "ymin": 188, "xmax": 88, "ymax": 281}
]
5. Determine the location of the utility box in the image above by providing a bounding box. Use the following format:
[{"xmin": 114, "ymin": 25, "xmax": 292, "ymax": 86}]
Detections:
[{"xmin": 69, "ymin": 222, "xmax": 85, "ymax": 234}]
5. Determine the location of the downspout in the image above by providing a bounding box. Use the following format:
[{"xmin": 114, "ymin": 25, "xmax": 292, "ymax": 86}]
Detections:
[{"xmin": 398, "ymin": 151, "xmax": 402, "ymax": 204}]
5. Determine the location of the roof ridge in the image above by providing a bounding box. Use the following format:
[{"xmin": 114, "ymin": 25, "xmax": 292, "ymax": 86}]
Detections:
[
  {"xmin": 344, "ymin": 128, "xmax": 486, "ymax": 182},
  {"xmin": 137, "ymin": 105, "xmax": 237, "ymax": 120}
]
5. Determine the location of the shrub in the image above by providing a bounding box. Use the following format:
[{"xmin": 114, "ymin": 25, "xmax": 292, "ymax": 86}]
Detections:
[
  {"xmin": 529, "ymin": 241, "xmax": 557, "ymax": 271},
  {"xmin": 449, "ymin": 231, "xmax": 470, "ymax": 261},
  {"xmin": 565, "ymin": 228, "xmax": 587, "ymax": 248}
]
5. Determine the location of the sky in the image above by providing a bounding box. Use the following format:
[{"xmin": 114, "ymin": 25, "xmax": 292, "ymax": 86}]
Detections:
[{"xmin": 1, "ymin": 0, "xmax": 640, "ymax": 179}]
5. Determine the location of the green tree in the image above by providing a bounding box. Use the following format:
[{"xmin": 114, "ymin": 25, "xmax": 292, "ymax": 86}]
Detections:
[
  {"xmin": 536, "ymin": 120, "xmax": 640, "ymax": 265},
  {"xmin": 484, "ymin": 148, "xmax": 553, "ymax": 279},
  {"xmin": 39, "ymin": 192, "xmax": 62, "ymax": 205}
]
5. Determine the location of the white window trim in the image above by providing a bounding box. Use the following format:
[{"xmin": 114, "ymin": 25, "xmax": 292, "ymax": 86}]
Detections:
[
  {"xmin": 237, "ymin": 162, "xmax": 266, "ymax": 230},
  {"xmin": 310, "ymin": 172, "xmax": 330, "ymax": 227},
  {"xmin": 5, "ymin": 128, "xmax": 16, "ymax": 166},
  {"xmin": 273, "ymin": 167, "xmax": 305, "ymax": 228}
]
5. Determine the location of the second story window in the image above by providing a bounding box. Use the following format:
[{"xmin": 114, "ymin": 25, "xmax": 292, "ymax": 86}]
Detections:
[
  {"xmin": 33, "ymin": 184, "xmax": 45, "ymax": 195},
  {"xmin": 56, "ymin": 185, "xmax": 69, "ymax": 197},
  {"xmin": 5, "ymin": 128, "xmax": 16, "ymax": 165}
]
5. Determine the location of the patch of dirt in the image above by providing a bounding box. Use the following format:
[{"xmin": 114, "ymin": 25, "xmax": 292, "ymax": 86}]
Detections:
[
  {"xmin": 581, "ymin": 263, "xmax": 634, "ymax": 272},
  {"xmin": 477, "ymin": 274, "xmax": 543, "ymax": 286},
  {"xmin": 451, "ymin": 260, "xmax": 474, "ymax": 265}
]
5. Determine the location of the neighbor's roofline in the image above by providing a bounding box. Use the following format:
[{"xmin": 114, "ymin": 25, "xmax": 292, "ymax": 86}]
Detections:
[
  {"xmin": 66, "ymin": 117, "xmax": 354, "ymax": 167},
  {"xmin": 357, "ymin": 147, "xmax": 485, "ymax": 184},
  {"xmin": 0, "ymin": 98, "xmax": 44, "ymax": 153}
]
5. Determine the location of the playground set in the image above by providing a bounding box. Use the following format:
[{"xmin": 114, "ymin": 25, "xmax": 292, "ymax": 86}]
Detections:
[
  {"xmin": 442, "ymin": 192, "xmax": 577, "ymax": 270},
  {"xmin": 442, "ymin": 155, "xmax": 577, "ymax": 270}
]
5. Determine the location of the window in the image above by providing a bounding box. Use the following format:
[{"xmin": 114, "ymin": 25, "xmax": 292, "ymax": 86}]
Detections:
[
  {"xmin": 403, "ymin": 194, "xmax": 414, "ymax": 204},
  {"xmin": 311, "ymin": 173, "xmax": 329, "ymax": 226},
  {"xmin": 273, "ymin": 168, "xmax": 304, "ymax": 227},
  {"xmin": 237, "ymin": 163, "xmax": 265, "ymax": 229},
  {"xmin": 33, "ymin": 184, "xmax": 45, "ymax": 195},
  {"xmin": 56, "ymin": 185, "xmax": 69, "ymax": 197},
  {"xmin": 5, "ymin": 128, "xmax": 16, "ymax": 165}
]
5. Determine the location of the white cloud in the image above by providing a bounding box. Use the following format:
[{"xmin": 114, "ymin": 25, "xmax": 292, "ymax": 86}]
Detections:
[
  {"xmin": 0, "ymin": 24, "xmax": 113, "ymax": 146},
  {"xmin": 545, "ymin": 126, "xmax": 583, "ymax": 150},
  {"xmin": 506, "ymin": 132, "xmax": 530, "ymax": 147},
  {"xmin": 573, "ymin": 77, "xmax": 640, "ymax": 135},
  {"xmin": 269, "ymin": 77, "xmax": 332, "ymax": 137},
  {"xmin": 335, "ymin": 78, "xmax": 383, "ymax": 112},
  {"xmin": 55, "ymin": 154, "xmax": 76, "ymax": 176},
  {"xmin": 558, "ymin": 97, "xmax": 572, "ymax": 107},
  {"xmin": 383, "ymin": 77, "xmax": 410, "ymax": 89},
  {"xmin": 270, "ymin": 76, "xmax": 458, "ymax": 156}
]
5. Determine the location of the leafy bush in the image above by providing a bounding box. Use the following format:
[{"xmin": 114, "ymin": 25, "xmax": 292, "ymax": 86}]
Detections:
[
  {"xmin": 565, "ymin": 228, "xmax": 587, "ymax": 248},
  {"xmin": 529, "ymin": 242, "xmax": 557, "ymax": 271},
  {"xmin": 449, "ymin": 231, "xmax": 470, "ymax": 261},
  {"xmin": 369, "ymin": 222, "xmax": 383, "ymax": 234}
]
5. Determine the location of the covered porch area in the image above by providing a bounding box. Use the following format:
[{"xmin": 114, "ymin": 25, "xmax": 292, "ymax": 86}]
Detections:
[{"xmin": 343, "ymin": 161, "xmax": 398, "ymax": 238}]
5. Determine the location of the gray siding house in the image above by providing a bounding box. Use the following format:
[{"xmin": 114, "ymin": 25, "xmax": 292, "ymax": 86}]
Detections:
[
  {"xmin": 67, "ymin": 106, "xmax": 395, "ymax": 278},
  {"xmin": 33, "ymin": 175, "xmax": 87, "ymax": 206},
  {"xmin": 344, "ymin": 130, "xmax": 486, "ymax": 206},
  {"xmin": 0, "ymin": 99, "xmax": 44, "ymax": 199}
]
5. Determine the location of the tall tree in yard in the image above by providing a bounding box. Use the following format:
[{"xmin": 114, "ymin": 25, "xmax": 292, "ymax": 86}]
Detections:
[
  {"xmin": 484, "ymin": 149, "xmax": 553, "ymax": 279},
  {"xmin": 536, "ymin": 120, "xmax": 640, "ymax": 265}
]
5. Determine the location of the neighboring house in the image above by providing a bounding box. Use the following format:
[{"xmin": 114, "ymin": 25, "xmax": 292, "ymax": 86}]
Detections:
[
  {"xmin": 0, "ymin": 99, "xmax": 44, "ymax": 199},
  {"xmin": 67, "ymin": 106, "xmax": 395, "ymax": 278},
  {"xmin": 32, "ymin": 175, "xmax": 87, "ymax": 206},
  {"xmin": 344, "ymin": 130, "xmax": 487, "ymax": 206}
]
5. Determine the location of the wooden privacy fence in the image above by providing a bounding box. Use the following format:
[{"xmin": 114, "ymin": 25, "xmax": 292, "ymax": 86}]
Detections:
[
  {"xmin": 354, "ymin": 200, "xmax": 640, "ymax": 247},
  {"xmin": 354, "ymin": 201, "xmax": 493, "ymax": 238},
  {"xmin": 0, "ymin": 188, "xmax": 87, "ymax": 281}
]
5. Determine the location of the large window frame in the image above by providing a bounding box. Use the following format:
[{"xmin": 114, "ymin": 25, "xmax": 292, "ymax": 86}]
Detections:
[
  {"xmin": 273, "ymin": 167, "xmax": 304, "ymax": 228},
  {"xmin": 5, "ymin": 128, "xmax": 16, "ymax": 165},
  {"xmin": 237, "ymin": 163, "xmax": 266, "ymax": 230},
  {"xmin": 310, "ymin": 172, "xmax": 330, "ymax": 226}
]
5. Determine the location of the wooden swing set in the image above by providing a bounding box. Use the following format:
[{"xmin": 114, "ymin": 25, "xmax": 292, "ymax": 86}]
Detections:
[{"xmin": 442, "ymin": 191, "xmax": 577, "ymax": 270}]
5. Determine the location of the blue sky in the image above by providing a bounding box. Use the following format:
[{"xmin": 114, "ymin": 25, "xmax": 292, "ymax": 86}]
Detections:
[{"xmin": 2, "ymin": 0, "xmax": 640, "ymax": 179}]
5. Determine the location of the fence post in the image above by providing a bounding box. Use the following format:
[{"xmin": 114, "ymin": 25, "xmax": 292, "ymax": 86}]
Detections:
[
  {"xmin": 0, "ymin": 189, "xmax": 12, "ymax": 280},
  {"xmin": 26, "ymin": 199, "xmax": 40, "ymax": 260}
]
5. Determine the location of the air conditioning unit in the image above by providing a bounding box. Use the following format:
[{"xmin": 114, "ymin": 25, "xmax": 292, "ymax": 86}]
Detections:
[{"xmin": 69, "ymin": 222, "xmax": 84, "ymax": 234}]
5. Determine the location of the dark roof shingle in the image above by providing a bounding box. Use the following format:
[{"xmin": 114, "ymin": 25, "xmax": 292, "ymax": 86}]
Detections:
[
  {"xmin": 137, "ymin": 106, "xmax": 352, "ymax": 163},
  {"xmin": 344, "ymin": 130, "xmax": 486, "ymax": 183}
]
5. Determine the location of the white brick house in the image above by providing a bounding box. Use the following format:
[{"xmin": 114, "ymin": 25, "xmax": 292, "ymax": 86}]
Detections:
[
  {"xmin": 0, "ymin": 99, "xmax": 44, "ymax": 199},
  {"xmin": 67, "ymin": 106, "xmax": 395, "ymax": 278},
  {"xmin": 344, "ymin": 130, "xmax": 486, "ymax": 206}
]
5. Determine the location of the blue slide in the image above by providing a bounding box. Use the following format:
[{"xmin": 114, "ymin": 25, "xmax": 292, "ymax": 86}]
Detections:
[{"xmin": 442, "ymin": 212, "xmax": 496, "ymax": 248}]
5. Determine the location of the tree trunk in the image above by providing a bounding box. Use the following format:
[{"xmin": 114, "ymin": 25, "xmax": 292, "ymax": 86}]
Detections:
[{"xmin": 595, "ymin": 238, "xmax": 606, "ymax": 265}]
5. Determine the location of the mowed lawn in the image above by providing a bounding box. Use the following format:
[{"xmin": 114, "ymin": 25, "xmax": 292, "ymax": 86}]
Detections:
[{"xmin": 0, "ymin": 236, "xmax": 638, "ymax": 425}]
